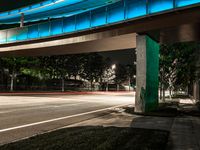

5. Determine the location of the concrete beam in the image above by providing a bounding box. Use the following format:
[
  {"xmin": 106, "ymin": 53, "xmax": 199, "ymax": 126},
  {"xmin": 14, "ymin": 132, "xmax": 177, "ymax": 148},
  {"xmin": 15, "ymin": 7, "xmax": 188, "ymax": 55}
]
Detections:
[
  {"xmin": 160, "ymin": 23, "xmax": 200, "ymax": 44},
  {"xmin": 0, "ymin": 33, "xmax": 136, "ymax": 56}
]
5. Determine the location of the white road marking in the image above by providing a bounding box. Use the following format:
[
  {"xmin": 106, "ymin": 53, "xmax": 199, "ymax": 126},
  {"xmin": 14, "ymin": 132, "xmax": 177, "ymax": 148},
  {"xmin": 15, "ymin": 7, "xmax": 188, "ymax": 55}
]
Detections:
[{"xmin": 0, "ymin": 103, "xmax": 129, "ymax": 133}]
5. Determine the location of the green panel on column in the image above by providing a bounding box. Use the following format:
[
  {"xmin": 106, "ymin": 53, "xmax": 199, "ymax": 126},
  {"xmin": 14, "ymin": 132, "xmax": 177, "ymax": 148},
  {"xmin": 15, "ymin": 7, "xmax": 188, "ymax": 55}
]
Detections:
[{"xmin": 145, "ymin": 36, "xmax": 159, "ymax": 112}]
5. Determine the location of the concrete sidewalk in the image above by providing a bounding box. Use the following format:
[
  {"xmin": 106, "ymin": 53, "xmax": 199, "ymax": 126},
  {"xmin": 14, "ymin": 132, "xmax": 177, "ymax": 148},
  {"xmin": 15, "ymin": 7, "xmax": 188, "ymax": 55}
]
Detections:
[
  {"xmin": 167, "ymin": 116, "xmax": 200, "ymax": 150},
  {"xmin": 68, "ymin": 100, "xmax": 200, "ymax": 150},
  {"xmin": 167, "ymin": 98, "xmax": 200, "ymax": 150}
]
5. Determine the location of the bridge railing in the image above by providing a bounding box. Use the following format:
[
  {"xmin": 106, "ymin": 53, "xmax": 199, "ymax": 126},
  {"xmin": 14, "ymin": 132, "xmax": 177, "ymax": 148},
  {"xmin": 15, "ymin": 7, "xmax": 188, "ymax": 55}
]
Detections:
[{"xmin": 0, "ymin": 0, "xmax": 200, "ymax": 44}]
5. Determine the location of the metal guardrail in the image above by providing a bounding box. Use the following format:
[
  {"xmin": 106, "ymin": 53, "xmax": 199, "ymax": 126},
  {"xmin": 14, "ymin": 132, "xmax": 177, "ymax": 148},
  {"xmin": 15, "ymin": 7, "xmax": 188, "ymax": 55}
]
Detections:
[{"xmin": 0, "ymin": 0, "xmax": 200, "ymax": 44}]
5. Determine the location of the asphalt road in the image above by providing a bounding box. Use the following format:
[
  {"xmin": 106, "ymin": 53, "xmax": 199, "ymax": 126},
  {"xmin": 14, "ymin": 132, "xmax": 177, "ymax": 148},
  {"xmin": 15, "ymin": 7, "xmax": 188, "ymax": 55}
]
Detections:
[{"xmin": 0, "ymin": 92, "xmax": 134, "ymax": 145}]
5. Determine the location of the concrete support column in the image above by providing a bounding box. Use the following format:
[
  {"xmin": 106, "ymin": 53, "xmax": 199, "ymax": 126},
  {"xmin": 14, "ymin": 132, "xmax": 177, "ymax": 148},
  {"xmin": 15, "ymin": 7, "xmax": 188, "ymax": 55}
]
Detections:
[{"xmin": 135, "ymin": 35, "xmax": 159, "ymax": 113}]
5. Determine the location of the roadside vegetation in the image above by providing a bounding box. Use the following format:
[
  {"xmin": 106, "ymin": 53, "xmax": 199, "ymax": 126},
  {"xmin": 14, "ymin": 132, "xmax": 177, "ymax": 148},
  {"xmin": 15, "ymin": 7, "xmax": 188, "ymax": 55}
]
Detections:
[
  {"xmin": 159, "ymin": 42, "xmax": 200, "ymax": 101},
  {"xmin": 0, "ymin": 53, "xmax": 135, "ymax": 92}
]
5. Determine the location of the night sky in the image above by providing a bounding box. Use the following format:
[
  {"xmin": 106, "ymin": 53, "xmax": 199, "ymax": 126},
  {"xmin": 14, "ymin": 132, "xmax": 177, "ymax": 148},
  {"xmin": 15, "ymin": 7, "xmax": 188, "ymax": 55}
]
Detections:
[
  {"xmin": 0, "ymin": 0, "xmax": 45, "ymax": 12},
  {"xmin": 100, "ymin": 49, "xmax": 136, "ymax": 65}
]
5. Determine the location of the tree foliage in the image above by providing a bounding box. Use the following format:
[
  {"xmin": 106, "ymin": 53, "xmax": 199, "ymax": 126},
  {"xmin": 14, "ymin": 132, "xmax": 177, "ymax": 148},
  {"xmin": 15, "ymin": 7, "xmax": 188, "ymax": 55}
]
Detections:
[
  {"xmin": 114, "ymin": 64, "xmax": 128, "ymax": 85},
  {"xmin": 160, "ymin": 42, "xmax": 200, "ymax": 92},
  {"xmin": 0, "ymin": 53, "xmax": 134, "ymax": 91}
]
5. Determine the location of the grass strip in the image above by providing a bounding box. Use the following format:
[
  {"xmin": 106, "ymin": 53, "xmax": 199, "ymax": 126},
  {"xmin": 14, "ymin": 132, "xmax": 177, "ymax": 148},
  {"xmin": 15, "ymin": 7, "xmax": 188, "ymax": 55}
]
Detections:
[{"xmin": 0, "ymin": 126, "xmax": 169, "ymax": 150}]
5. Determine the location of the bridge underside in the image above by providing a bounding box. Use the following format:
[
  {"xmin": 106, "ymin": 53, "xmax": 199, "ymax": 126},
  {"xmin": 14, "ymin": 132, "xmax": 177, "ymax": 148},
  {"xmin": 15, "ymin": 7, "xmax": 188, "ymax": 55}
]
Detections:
[
  {"xmin": 0, "ymin": 22, "xmax": 200, "ymax": 57},
  {"xmin": 0, "ymin": 6, "xmax": 200, "ymax": 56},
  {"xmin": 0, "ymin": 33, "xmax": 136, "ymax": 57}
]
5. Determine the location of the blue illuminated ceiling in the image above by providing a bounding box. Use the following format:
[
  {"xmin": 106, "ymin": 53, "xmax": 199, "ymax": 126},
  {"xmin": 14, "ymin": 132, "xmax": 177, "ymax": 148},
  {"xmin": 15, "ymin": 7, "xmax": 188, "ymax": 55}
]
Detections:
[{"xmin": 0, "ymin": 0, "xmax": 120, "ymax": 24}]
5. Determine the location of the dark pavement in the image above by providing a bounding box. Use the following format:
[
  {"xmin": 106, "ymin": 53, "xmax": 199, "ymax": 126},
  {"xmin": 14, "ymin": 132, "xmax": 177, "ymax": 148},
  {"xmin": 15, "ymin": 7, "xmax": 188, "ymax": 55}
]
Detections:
[{"xmin": 0, "ymin": 93, "xmax": 134, "ymax": 144}]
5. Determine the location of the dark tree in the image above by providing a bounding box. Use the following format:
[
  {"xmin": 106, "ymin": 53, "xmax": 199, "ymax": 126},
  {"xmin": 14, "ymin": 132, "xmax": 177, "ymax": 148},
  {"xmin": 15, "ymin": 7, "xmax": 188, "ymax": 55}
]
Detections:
[
  {"xmin": 81, "ymin": 53, "xmax": 106, "ymax": 90},
  {"xmin": 114, "ymin": 64, "xmax": 128, "ymax": 91},
  {"xmin": 160, "ymin": 42, "xmax": 199, "ymax": 99}
]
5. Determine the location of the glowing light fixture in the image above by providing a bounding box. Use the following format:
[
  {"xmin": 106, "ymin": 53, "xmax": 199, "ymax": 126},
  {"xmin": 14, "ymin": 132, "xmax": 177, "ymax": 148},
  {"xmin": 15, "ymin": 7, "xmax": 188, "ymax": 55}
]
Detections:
[{"xmin": 55, "ymin": 0, "xmax": 65, "ymax": 3}]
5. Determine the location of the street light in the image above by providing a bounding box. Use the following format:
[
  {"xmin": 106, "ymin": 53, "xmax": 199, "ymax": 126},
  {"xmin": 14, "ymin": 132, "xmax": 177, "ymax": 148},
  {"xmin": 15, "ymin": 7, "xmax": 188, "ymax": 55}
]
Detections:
[
  {"xmin": 105, "ymin": 64, "xmax": 116, "ymax": 92},
  {"xmin": 112, "ymin": 64, "xmax": 116, "ymax": 70}
]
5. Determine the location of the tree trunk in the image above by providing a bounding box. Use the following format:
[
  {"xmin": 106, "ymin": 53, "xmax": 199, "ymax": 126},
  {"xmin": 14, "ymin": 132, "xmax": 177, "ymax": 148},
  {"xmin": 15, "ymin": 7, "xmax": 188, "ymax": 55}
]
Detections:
[
  {"xmin": 186, "ymin": 86, "xmax": 189, "ymax": 96},
  {"xmin": 117, "ymin": 84, "xmax": 119, "ymax": 91},
  {"xmin": 160, "ymin": 83, "xmax": 162, "ymax": 100},
  {"xmin": 169, "ymin": 78, "xmax": 172, "ymax": 100},
  {"xmin": 10, "ymin": 71, "xmax": 15, "ymax": 92},
  {"xmin": 106, "ymin": 83, "xmax": 108, "ymax": 91},
  {"xmin": 5, "ymin": 74, "xmax": 8, "ymax": 91},
  {"xmin": 0, "ymin": 71, "xmax": 3, "ymax": 90},
  {"xmin": 162, "ymin": 84, "xmax": 165, "ymax": 102},
  {"xmin": 99, "ymin": 77, "xmax": 102, "ymax": 91},
  {"xmin": 61, "ymin": 77, "xmax": 65, "ymax": 92},
  {"xmin": 169, "ymin": 87, "xmax": 172, "ymax": 100},
  {"xmin": 90, "ymin": 81, "xmax": 93, "ymax": 91}
]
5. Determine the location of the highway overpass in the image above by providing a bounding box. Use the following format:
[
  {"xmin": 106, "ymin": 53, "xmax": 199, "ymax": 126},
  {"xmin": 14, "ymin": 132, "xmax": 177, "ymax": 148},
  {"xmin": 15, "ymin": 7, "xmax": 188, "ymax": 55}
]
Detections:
[{"xmin": 0, "ymin": 0, "xmax": 200, "ymax": 113}]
